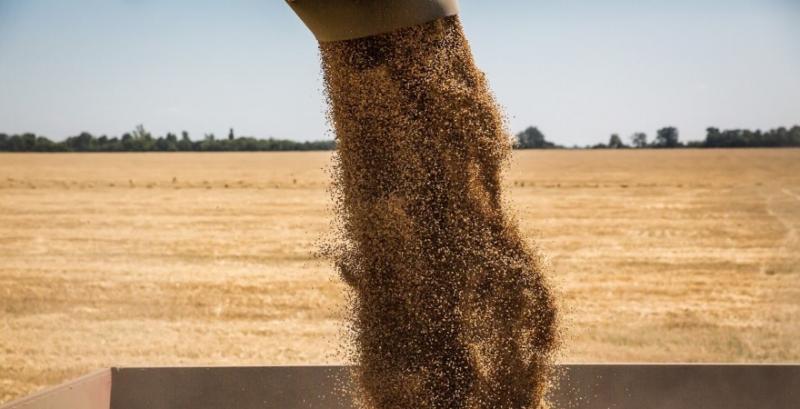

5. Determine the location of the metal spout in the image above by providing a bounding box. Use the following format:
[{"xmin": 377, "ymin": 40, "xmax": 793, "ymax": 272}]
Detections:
[{"xmin": 285, "ymin": 0, "xmax": 460, "ymax": 42}]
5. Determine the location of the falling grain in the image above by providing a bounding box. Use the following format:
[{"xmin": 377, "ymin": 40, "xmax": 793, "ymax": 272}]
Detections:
[{"xmin": 320, "ymin": 16, "xmax": 559, "ymax": 409}]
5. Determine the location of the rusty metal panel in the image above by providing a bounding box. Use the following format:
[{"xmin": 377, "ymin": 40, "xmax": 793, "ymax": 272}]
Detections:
[
  {"xmin": 0, "ymin": 369, "xmax": 111, "ymax": 409},
  {"xmin": 3, "ymin": 364, "xmax": 799, "ymax": 409},
  {"xmin": 108, "ymin": 364, "xmax": 800, "ymax": 409},
  {"xmin": 550, "ymin": 364, "xmax": 800, "ymax": 409},
  {"xmin": 110, "ymin": 366, "xmax": 349, "ymax": 409}
]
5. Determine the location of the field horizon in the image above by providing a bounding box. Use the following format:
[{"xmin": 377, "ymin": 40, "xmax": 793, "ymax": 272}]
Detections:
[{"xmin": 1, "ymin": 149, "xmax": 798, "ymax": 403}]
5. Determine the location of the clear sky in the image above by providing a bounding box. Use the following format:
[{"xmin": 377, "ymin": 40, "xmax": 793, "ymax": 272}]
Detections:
[{"xmin": 1, "ymin": 0, "xmax": 798, "ymax": 146}]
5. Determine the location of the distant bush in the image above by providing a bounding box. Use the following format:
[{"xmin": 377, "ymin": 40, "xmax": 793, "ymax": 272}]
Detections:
[
  {"xmin": 515, "ymin": 126, "xmax": 560, "ymax": 149},
  {"xmin": 630, "ymin": 132, "xmax": 648, "ymax": 148},
  {"xmin": 608, "ymin": 134, "xmax": 626, "ymax": 149},
  {"xmin": 703, "ymin": 126, "xmax": 800, "ymax": 148},
  {"xmin": 0, "ymin": 125, "xmax": 335, "ymax": 152},
  {"xmin": 653, "ymin": 127, "xmax": 680, "ymax": 148},
  {"xmin": 604, "ymin": 125, "xmax": 800, "ymax": 149},
  {"xmin": 3, "ymin": 124, "xmax": 799, "ymax": 152}
]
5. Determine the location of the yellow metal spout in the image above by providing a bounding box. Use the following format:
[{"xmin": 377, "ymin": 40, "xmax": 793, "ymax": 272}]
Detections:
[{"xmin": 285, "ymin": 0, "xmax": 460, "ymax": 42}]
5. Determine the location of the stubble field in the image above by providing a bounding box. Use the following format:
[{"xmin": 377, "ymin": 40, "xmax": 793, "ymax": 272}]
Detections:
[{"xmin": 1, "ymin": 149, "xmax": 799, "ymax": 403}]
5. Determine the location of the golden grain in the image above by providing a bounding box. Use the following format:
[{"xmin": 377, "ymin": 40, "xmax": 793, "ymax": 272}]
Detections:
[{"xmin": 320, "ymin": 16, "xmax": 556, "ymax": 408}]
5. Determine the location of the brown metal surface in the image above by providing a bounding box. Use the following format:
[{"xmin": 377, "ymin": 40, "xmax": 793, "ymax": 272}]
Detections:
[
  {"xmin": 0, "ymin": 369, "xmax": 111, "ymax": 409},
  {"xmin": 109, "ymin": 364, "xmax": 800, "ymax": 409},
  {"xmin": 110, "ymin": 366, "xmax": 348, "ymax": 409},
  {"xmin": 3, "ymin": 364, "xmax": 798, "ymax": 409},
  {"xmin": 551, "ymin": 364, "xmax": 799, "ymax": 409},
  {"xmin": 285, "ymin": 0, "xmax": 460, "ymax": 42}
]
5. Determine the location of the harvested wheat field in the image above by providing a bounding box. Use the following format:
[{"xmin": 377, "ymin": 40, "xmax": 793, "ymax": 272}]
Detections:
[{"xmin": 1, "ymin": 149, "xmax": 798, "ymax": 403}]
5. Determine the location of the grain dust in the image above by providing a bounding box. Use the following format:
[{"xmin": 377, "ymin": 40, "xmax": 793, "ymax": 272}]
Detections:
[{"xmin": 320, "ymin": 16, "xmax": 559, "ymax": 409}]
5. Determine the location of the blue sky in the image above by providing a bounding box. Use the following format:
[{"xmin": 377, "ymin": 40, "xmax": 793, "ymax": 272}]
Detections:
[{"xmin": 1, "ymin": 0, "xmax": 798, "ymax": 146}]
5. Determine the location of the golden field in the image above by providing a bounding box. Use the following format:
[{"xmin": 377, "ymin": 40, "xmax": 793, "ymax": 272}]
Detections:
[{"xmin": 1, "ymin": 149, "xmax": 798, "ymax": 403}]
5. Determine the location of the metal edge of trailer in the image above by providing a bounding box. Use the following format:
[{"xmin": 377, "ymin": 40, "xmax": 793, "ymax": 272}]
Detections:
[
  {"xmin": 0, "ymin": 369, "xmax": 111, "ymax": 409},
  {"xmin": 1, "ymin": 364, "xmax": 798, "ymax": 409}
]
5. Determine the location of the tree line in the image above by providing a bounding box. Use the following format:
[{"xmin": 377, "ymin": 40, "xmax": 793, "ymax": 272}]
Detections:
[
  {"xmin": 2, "ymin": 124, "xmax": 799, "ymax": 152},
  {"xmin": 515, "ymin": 125, "xmax": 800, "ymax": 149},
  {"xmin": 0, "ymin": 126, "xmax": 334, "ymax": 152}
]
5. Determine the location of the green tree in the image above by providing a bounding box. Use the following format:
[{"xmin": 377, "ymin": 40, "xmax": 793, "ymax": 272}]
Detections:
[
  {"xmin": 201, "ymin": 133, "xmax": 217, "ymax": 151},
  {"xmin": 129, "ymin": 125, "xmax": 154, "ymax": 151},
  {"xmin": 14, "ymin": 134, "xmax": 30, "ymax": 151},
  {"xmin": 516, "ymin": 126, "xmax": 556, "ymax": 149},
  {"xmin": 791, "ymin": 126, "xmax": 800, "ymax": 146},
  {"xmin": 630, "ymin": 132, "xmax": 648, "ymax": 148},
  {"xmin": 132, "ymin": 124, "xmax": 150, "ymax": 140},
  {"xmin": 704, "ymin": 127, "xmax": 721, "ymax": 147},
  {"xmin": 608, "ymin": 134, "xmax": 625, "ymax": 148},
  {"xmin": 165, "ymin": 132, "xmax": 178, "ymax": 151},
  {"xmin": 654, "ymin": 127, "xmax": 680, "ymax": 148},
  {"xmin": 178, "ymin": 131, "xmax": 193, "ymax": 151},
  {"xmin": 155, "ymin": 136, "xmax": 168, "ymax": 151},
  {"xmin": 34, "ymin": 136, "xmax": 59, "ymax": 151},
  {"xmin": 121, "ymin": 133, "xmax": 134, "ymax": 150},
  {"xmin": 65, "ymin": 132, "xmax": 96, "ymax": 151}
]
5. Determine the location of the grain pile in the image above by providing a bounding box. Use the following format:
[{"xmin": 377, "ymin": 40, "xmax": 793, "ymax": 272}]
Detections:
[{"xmin": 319, "ymin": 15, "xmax": 559, "ymax": 409}]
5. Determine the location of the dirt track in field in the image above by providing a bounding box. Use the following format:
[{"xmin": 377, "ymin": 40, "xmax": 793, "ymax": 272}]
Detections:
[{"xmin": 1, "ymin": 149, "xmax": 798, "ymax": 403}]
